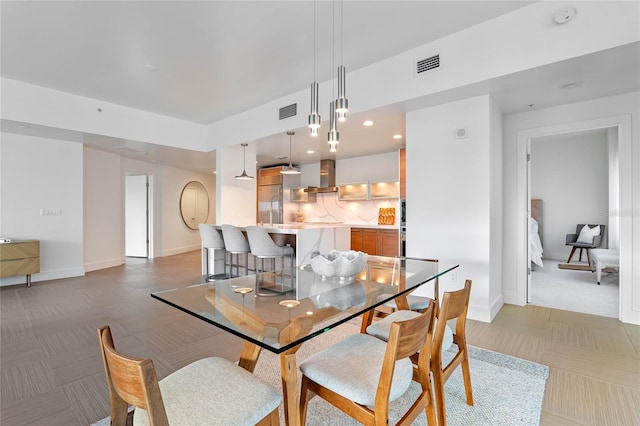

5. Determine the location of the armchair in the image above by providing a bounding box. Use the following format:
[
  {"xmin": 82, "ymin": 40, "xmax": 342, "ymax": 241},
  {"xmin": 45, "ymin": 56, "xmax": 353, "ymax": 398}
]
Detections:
[{"xmin": 565, "ymin": 224, "xmax": 605, "ymax": 267}]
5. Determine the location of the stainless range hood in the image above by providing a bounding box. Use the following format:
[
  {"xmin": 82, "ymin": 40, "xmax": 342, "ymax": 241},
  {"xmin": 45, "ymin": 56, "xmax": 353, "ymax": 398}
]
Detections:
[{"xmin": 304, "ymin": 159, "xmax": 337, "ymax": 193}]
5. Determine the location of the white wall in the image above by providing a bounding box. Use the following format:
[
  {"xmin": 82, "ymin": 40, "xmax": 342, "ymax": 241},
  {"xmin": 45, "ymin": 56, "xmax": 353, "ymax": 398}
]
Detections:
[
  {"xmin": 531, "ymin": 131, "xmax": 609, "ymax": 260},
  {"xmin": 406, "ymin": 95, "xmax": 503, "ymax": 322},
  {"xmin": 216, "ymin": 144, "xmax": 257, "ymax": 226},
  {"xmin": 503, "ymin": 92, "xmax": 640, "ymax": 325},
  {"xmin": 84, "ymin": 148, "xmax": 122, "ymax": 272},
  {"xmin": 160, "ymin": 165, "xmax": 216, "ymax": 256},
  {"xmin": 1, "ymin": 133, "xmax": 84, "ymax": 285}
]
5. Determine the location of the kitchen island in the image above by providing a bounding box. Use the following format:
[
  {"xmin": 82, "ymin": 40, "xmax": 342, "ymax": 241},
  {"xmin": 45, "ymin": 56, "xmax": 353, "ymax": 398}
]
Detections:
[{"xmin": 206, "ymin": 223, "xmax": 350, "ymax": 276}]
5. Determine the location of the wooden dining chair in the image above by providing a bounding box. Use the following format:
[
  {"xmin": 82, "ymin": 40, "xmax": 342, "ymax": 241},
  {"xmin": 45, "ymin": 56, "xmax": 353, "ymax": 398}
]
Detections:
[
  {"xmin": 365, "ymin": 280, "xmax": 473, "ymax": 426},
  {"xmin": 298, "ymin": 300, "xmax": 437, "ymax": 426},
  {"xmin": 98, "ymin": 326, "xmax": 282, "ymax": 426},
  {"xmin": 431, "ymin": 280, "xmax": 473, "ymax": 426}
]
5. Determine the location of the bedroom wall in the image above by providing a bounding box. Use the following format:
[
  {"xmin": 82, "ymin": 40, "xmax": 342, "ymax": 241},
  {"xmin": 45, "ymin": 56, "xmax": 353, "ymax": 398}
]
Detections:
[{"xmin": 530, "ymin": 130, "xmax": 609, "ymax": 260}]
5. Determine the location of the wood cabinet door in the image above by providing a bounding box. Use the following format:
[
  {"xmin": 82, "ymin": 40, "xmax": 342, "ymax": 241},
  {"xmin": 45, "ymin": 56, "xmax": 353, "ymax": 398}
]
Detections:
[
  {"xmin": 350, "ymin": 228, "xmax": 363, "ymax": 252},
  {"xmin": 362, "ymin": 230, "xmax": 379, "ymax": 255},
  {"xmin": 380, "ymin": 230, "xmax": 399, "ymax": 257}
]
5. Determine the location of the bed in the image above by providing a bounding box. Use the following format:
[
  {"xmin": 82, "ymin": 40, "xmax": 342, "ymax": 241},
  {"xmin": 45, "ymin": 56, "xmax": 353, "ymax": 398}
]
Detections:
[{"xmin": 530, "ymin": 199, "xmax": 544, "ymax": 267}]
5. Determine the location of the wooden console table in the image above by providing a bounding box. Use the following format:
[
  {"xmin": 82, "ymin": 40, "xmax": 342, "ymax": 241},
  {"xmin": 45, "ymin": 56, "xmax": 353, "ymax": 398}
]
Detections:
[{"xmin": 0, "ymin": 240, "xmax": 40, "ymax": 287}]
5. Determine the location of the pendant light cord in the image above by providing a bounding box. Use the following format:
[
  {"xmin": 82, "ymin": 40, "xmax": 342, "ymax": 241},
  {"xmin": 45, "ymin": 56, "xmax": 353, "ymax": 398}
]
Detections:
[
  {"xmin": 340, "ymin": 0, "xmax": 343, "ymax": 66},
  {"xmin": 313, "ymin": 0, "xmax": 316, "ymax": 82},
  {"xmin": 332, "ymin": 0, "xmax": 335, "ymax": 97}
]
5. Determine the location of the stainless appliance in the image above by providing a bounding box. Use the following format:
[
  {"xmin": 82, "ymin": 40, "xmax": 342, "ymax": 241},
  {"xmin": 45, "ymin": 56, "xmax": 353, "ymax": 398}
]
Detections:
[
  {"xmin": 257, "ymin": 167, "xmax": 283, "ymax": 224},
  {"xmin": 304, "ymin": 159, "xmax": 338, "ymax": 193}
]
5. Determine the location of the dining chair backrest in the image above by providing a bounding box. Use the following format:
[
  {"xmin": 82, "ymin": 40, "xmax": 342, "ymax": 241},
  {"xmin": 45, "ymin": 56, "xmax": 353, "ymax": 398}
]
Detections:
[
  {"xmin": 198, "ymin": 224, "xmax": 225, "ymax": 249},
  {"xmin": 220, "ymin": 224, "xmax": 250, "ymax": 253},
  {"xmin": 431, "ymin": 279, "xmax": 473, "ymax": 426},
  {"xmin": 299, "ymin": 299, "xmax": 437, "ymax": 426},
  {"xmin": 98, "ymin": 326, "xmax": 169, "ymax": 426}
]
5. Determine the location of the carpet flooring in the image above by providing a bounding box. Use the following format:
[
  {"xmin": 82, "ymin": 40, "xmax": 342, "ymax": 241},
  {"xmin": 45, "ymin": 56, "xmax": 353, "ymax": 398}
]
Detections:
[{"xmin": 530, "ymin": 259, "xmax": 618, "ymax": 318}]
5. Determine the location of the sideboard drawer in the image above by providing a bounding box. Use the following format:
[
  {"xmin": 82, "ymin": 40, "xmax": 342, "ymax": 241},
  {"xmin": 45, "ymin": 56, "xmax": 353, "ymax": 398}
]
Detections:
[{"xmin": 0, "ymin": 240, "xmax": 40, "ymax": 285}]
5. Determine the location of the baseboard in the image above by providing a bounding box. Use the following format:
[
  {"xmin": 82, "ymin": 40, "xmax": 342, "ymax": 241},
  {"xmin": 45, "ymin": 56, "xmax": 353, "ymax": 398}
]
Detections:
[
  {"xmin": 162, "ymin": 245, "xmax": 200, "ymax": 257},
  {"xmin": 85, "ymin": 257, "xmax": 124, "ymax": 273},
  {"xmin": 0, "ymin": 267, "xmax": 86, "ymax": 287}
]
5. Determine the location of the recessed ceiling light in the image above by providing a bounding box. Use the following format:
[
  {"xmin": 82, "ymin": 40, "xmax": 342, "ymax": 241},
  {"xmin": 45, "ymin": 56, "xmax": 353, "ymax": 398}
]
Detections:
[
  {"xmin": 393, "ymin": 134, "xmax": 403, "ymax": 140},
  {"xmin": 560, "ymin": 80, "xmax": 583, "ymax": 89},
  {"xmin": 17, "ymin": 124, "xmax": 31, "ymax": 129},
  {"xmin": 363, "ymin": 120, "xmax": 374, "ymax": 126},
  {"xmin": 143, "ymin": 64, "xmax": 158, "ymax": 72},
  {"xmin": 307, "ymin": 150, "xmax": 315, "ymax": 154}
]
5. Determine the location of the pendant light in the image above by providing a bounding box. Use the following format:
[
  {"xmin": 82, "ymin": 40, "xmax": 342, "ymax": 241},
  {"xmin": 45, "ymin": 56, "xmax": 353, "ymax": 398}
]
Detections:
[
  {"xmin": 327, "ymin": 0, "xmax": 339, "ymax": 153},
  {"xmin": 280, "ymin": 131, "xmax": 301, "ymax": 175},
  {"xmin": 328, "ymin": 102, "xmax": 339, "ymax": 152},
  {"xmin": 308, "ymin": 0, "xmax": 320, "ymax": 137},
  {"xmin": 234, "ymin": 143, "xmax": 254, "ymax": 180},
  {"xmin": 334, "ymin": 0, "xmax": 348, "ymax": 122}
]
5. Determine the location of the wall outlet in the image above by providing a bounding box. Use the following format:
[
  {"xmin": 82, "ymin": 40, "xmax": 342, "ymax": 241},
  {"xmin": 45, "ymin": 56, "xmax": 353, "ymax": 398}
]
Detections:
[
  {"xmin": 40, "ymin": 208, "xmax": 62, "ymax": 216},
  {"xmin": 451, "ymin": 271, "xmax": 457, "ymax": 283}
]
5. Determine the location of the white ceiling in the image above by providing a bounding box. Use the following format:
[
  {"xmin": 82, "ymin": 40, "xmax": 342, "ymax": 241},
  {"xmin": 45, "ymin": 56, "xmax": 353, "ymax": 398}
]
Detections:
[{"xmin": 1, "ymin": 1, "xmax": 638, "ymax": 173}]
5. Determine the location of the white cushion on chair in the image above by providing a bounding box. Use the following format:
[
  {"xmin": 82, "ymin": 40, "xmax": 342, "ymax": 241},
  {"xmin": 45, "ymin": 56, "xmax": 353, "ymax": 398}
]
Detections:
[
  {"xmin": 576, "ymin": 225, "xmax": 600, "ymax": 244},
  {"xmin": 133, "ymin": 357, "xmax": 281, "ymax": 426},
  {"xmin": 299, "ymin": 333, "xmax": 413, "ymax": 406},
  {"xmin": 366, "ymin": 310, "xmax": 454, "ymax": 353},
  {"xmin": 382, "ymin": 295, "xmax": 432, "ymax": 310}
]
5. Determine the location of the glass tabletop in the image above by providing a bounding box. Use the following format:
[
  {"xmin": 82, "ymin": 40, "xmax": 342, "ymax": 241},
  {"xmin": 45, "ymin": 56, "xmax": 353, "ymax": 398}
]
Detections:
[{"xmin": 151, "ymin": 256, "xmax": 458, "ymax": 354}]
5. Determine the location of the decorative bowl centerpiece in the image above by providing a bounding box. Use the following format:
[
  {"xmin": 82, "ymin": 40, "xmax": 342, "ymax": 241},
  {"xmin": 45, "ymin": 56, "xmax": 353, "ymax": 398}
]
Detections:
[{"xmin": 310, "ymin": 250, "xmax": 368, "ymax": 279}]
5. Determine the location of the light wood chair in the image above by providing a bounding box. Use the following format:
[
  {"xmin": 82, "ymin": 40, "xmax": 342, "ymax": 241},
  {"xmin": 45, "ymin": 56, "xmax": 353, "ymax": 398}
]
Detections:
[
  {"xmin": 98, "ymin": 326, "xmax": 281, "ymax": 426},
  {"xmin": 377, "ymin": 258, "xmax": 440, "ymax": 316},
  {"xmin": 298, "ymin": 300, "xmax": 437, "ymax": 426},
  {"xmin": 431, "ymin": 280, "xmax": 473, "ymax": 426}
]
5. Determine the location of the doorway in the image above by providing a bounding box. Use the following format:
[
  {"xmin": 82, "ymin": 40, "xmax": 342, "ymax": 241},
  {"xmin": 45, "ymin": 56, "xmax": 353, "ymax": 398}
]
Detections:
[
  {"xmin": 527, "ymin": 128, "xmax": 619, "ymax": 318},
  {"xmin": 518, "ymin": 115, "xmax": 632, "ymax": 321},
  {"xmin": 125, "ymin": 174, "xmax": 150, "ymax": 258}
]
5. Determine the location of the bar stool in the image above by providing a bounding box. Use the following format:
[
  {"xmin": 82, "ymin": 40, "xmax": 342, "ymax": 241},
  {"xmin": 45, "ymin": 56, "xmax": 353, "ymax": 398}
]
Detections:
[
  {"xmin": 198, "ymin": 224, "xmax": 225, "ymax": 281},
  {"xmin": 246, "ymin": 226, "xmax": 294, "ymax": 295},
  {"xmin": 221, "ymin": 224, "xmax": 251, "ymax": 277}
]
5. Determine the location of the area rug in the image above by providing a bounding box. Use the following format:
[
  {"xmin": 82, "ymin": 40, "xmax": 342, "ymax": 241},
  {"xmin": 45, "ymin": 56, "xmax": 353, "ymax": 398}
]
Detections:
[{"xmin": 91, "ymin": 322, "xmax": 549, "ymax": 426}]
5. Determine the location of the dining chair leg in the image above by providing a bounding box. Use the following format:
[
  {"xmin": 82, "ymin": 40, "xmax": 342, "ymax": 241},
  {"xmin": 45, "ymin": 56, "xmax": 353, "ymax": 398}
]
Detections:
[
  {"xmin": 431, "ymin": 367, "xmax": 447, "ymax": 426},
  {"xmin": 460, "ymin": 342, "xmax": 474, "ymax": 406},
  {"xmin": 567, "ymin": 246, "xmax": 577, "ymax": 263}
]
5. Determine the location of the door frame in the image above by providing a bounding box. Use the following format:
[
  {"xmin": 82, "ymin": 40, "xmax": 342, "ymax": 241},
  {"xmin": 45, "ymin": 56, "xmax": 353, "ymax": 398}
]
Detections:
[{"xmin": 516, "ymin": 114, "xmax": 631, "ymax": 320}]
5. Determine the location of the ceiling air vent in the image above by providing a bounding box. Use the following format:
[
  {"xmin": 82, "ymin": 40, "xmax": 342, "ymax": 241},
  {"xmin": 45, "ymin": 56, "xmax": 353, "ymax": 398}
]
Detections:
[
  {"xmin": 416, "ymin": 54, "xmax": 440, "ymax": 75},
  {"xmin": 279, "ymin": 103, "xmax": 297, "ymax": 120}
]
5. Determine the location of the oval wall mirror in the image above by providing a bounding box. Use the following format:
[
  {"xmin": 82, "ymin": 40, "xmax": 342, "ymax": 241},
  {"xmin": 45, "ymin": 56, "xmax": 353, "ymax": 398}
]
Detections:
[{"xmin": 180, "ymin": 181, "xmax": 209, "ymax": 230}]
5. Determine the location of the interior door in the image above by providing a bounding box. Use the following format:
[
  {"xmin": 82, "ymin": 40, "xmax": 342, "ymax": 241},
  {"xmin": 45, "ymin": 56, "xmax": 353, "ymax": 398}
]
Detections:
[{"xmin": 125, "ymin": 175, "xmax": 149, "ymax": 258}]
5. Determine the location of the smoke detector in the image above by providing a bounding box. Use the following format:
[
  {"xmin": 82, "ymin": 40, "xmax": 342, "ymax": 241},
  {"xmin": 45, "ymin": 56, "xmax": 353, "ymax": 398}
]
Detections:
[{"xmin": 554, "ymin": 6, "xmax": 576, "ymax": 24}]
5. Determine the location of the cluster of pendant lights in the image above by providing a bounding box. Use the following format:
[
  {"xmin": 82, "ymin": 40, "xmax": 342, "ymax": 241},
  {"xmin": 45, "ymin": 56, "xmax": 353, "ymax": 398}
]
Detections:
[
  {"xmin": 308, "ymin": 0, "xmax": 348, "ymax": 153},
  {"xmin": 238, "ymin": 1, "xmax": 348, "ymax": 180}
]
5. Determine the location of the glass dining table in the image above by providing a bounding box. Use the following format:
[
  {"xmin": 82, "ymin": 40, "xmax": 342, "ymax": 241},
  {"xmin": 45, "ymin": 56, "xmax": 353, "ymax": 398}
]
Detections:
[{"xmin": 151, "ymin": 256, "xmax": 459, "ymax": 426}]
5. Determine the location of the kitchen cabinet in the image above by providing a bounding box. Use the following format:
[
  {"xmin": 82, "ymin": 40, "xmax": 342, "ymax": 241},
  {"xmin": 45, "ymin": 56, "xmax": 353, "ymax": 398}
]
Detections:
[
  {"xmin": 290, "ymin": 187, "xmax": 316, "ymax": 203},
  {"xmin": 400, "ymin": 148, "xmax": 406, "ymax": 200},
  {"xmin": 339, "ymin": 181, "xmax": 399, "ymax": 201},
  {"xmin": 350, "ymin": 228, "xmax": 398, "ymax": 257},
  {"xmin": 369, "ymin": 180, "xmax": 400, "ymax": 199},
  {"xmin": 338, "ymin": 183, "xmax": 368, "ymax": 201}
]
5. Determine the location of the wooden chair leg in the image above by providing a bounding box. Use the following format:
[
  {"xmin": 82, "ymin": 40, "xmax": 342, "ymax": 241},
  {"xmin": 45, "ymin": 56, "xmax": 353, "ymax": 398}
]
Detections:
[
  {"xmin": 567, "ymin": 246, "xmax": 577, "ymax": 263},
  {"xmin": 586, "ymin": 249, "xmax": 592, "ymax": 267},
  {"xmin": 579, "ymin": 248, "xmax": 584, "ymax": 262},
  {"xmin": 460, "ymin": 347, "xmax": 474, "ymax": 406},
  {"xmin": 431, "ymin": 367, "xmax": 447, "ymax": 426}
]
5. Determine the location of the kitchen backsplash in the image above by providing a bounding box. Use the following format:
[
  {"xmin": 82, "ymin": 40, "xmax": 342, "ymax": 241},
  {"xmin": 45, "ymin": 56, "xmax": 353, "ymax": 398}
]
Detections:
[{"xmin": 284, "ymin": 192, "xmax": 399, "ymax": 226}]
